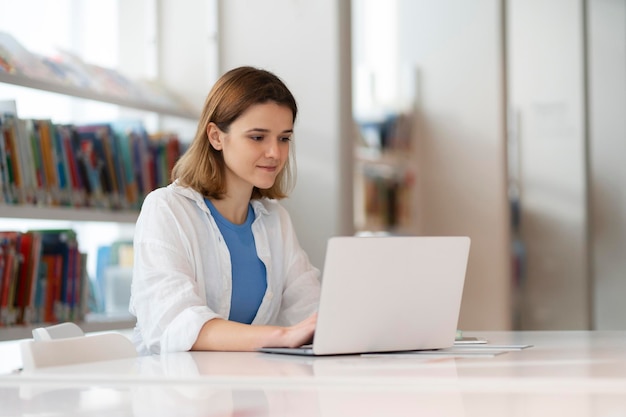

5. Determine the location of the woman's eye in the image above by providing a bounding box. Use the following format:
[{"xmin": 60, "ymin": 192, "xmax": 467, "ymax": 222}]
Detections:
[
  {"xmin": 250, "ymin": 136, "xmax": 263, "ymax": 141},
  {"xmin": 280, "ymin": 136, "xmax": 292, "ymax": 142}
]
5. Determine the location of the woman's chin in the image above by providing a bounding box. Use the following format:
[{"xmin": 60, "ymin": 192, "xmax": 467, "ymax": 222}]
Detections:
[{"xmin": 254, "ymin": 179, "xmax": 277, "ymax": 190}]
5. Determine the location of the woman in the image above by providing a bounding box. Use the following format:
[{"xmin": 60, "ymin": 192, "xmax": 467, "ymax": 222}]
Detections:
[{"xmin": 130, "ymin": 66, "xmax": 321, "ymax": 355}]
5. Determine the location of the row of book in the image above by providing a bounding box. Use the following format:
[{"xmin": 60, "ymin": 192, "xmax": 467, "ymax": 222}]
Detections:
[
  {"xmin": 0, "ymin": 229, "xmax": 87, "ymax": 327},
  {"xmin": 0, "ymin": 114, "xmax": 184, "ymax": 210}
]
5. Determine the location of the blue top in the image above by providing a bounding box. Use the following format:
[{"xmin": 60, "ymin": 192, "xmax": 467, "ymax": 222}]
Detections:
[{"xmin": 204, "ymin": 198, "xmax": 267, "ymax": 324}]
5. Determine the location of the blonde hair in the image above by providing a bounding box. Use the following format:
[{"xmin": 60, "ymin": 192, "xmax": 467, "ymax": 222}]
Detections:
[{"xmin": 171, "ymin": 66, "xmax": 298, "ymax": 199}]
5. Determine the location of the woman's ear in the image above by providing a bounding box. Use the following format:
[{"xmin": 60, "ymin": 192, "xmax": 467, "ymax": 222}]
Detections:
[{"xmin": 207, "ymin": 122, "xmax": 223, "ymax": 150}]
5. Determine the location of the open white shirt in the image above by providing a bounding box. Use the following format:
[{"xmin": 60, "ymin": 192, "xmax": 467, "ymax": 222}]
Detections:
[{"xmin": 129, "ymin": 182, "xmax": 321, "ymax": 355}]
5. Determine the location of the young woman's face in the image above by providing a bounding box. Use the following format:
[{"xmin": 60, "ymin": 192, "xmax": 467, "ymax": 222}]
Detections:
[{"xmin": 210, "ymin": 102, "xmax": 293, "ymax": 195}]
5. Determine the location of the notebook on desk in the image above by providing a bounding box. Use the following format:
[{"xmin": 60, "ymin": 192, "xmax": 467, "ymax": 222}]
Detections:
[{"xmin": 259, "ymin": 235, "xmax": 471, "ymax": 356}]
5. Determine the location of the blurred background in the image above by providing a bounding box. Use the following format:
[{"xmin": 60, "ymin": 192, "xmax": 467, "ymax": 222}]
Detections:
[{"xmin": 0, "ymin": 0, "xmax": 624, "ymax": 333}]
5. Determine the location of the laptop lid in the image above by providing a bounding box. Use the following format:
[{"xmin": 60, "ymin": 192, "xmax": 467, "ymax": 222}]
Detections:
[
  {"xmin": 259, "ymin": 235, "xmax": 470, "ymax": 356},
  {"xmin": 309, "ymin": 235, "xmax": 470, "ymax": 356}
]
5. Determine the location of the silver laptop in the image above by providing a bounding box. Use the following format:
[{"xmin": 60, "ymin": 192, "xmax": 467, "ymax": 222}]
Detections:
[{"xmin": 259, "ymin": 235, "xmax": 471, "ymax": 356}]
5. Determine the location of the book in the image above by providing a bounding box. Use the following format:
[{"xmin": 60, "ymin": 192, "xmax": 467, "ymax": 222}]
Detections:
[
  {"xmin": 13, "ymin": 231, "xmax": 31, "ymax": 325},
  {"xmin": 132, "ymin": 129, "xmax": 151, "ymax": 198},
  {"xmin": 51, "ymin": 124, "xmax": 73, "ymax": 206},
  {"xmin": 40, "ymin": 229, "xmax": 79, "ymax": 322},
  {"xmin": 149, "ymin": 132, "xmax": 182, "ymax": 188},
  {"xmin": 33, "ymin": 119, "xmax": 60, "ymax": 205},
  {"xmin": 73, "ymin": 125, "xmax": 109, "ymax": 208},
  {"xmin": 58, "ymin": 125, "xmax": 86, "ymax": 207},
  {"xmin": 0, "ymin": 115, "xmax": 12, "ymax": 203},
  {"xmin": 0, "ymin": 114, "xmax": 23, "ymax": 204},
  {"xmin": 94, "ymin": 245, "xmax": 110, "ymax": 313},
  {"xmin": 110, "ymin": 122, "xmax": 142, "ymax": 208},
  {"xmin": 15, "ymin": 118, "xmax": 37, "ymax": 204},
  {"xmin": 40, "ymin": 253, "xmax": 62, "ymax": 323},
  {"xmin": 100, "ymin": 124, "xmax": 128, "ymax": 208},
  {"xmin": 65, "ymin": 238, "xmax": 77, "ymax": 320},
  {"xmin": 15, "ymin": 231, "xmax": 42, "ymax": 325},
  {"xmin": 32, "ymin": 257, "xmax": 47, "ymax": 324},
  {"xmin": 24, "ymin": 119, "xmax": 46, "ymax": 204},
  {"xmin": 0, "ymin": 231, "xmax": 22, "ymax": 326},
  {"xmin": 78, "ymin": 252, "xmax": 89, "ymax": 321},
  {"xmin": 0, "ymin": 243, "xmax": 4, "ymax": 320},
  {"xmin": 141, "ymin": 131, "xmax": 184, "ymax": 191}
]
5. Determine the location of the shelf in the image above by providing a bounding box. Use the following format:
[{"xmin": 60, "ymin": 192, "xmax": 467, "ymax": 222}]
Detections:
[
  {"xmin": 0, "ymin": 315, "xmax": 136, "ymax": 341},
  {"xmin": 0, "ymin": 204, "xmax": 139, "ymax": 223},
  {"xmin": 0, "ymin": 71, "xmax": 198, "ymax": 120}
]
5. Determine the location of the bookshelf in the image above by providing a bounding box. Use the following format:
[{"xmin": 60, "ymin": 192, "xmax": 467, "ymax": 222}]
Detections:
[
  {"xmin": 0, "ymin": 70, "xmax": 193, "ymax": 222},
  {"xmin": 0, "ymin": 205, "xmax": 138, "ymax": 223},
  {"xmin": 0, "ymin": 62, "xmax": 197, "ymax": 341}
]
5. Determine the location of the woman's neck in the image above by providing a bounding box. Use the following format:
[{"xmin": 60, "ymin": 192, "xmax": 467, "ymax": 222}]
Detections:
[{"xmin": 208, "ymin": 193, "xmax": 252, "ymax": 225}]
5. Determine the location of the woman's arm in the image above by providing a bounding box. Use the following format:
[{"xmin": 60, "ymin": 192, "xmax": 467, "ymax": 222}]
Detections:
[
  {"xmin": 191, "ymin": 313, "xmax": 317, "ymax": 351},
  {"xmin": 131, "ymin": 189, "xmax": 224, "ymax": 353}
]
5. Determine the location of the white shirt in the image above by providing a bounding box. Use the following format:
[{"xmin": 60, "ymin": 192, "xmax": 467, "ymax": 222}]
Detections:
[{"xmin": 129, "ymin": 182, "xmax": 321, "ymax": 355}]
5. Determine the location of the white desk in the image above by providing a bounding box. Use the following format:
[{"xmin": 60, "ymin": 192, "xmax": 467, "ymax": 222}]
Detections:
[{"xmin": 1, "ymin": 331, "xmax": 626, "ymax": 416}]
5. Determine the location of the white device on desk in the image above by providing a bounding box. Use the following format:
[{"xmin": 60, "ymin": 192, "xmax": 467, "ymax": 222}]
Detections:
[
  {"xmin": 32, "ymin": 322, "xmax": 85, "ymax": 340},
  {"xmin": 259, "ymin": 236, "xmax": 471, "ymax": 356},
  {"xmin": 21, "ymin": 322, "xmax": 137, "ymax": 370}
]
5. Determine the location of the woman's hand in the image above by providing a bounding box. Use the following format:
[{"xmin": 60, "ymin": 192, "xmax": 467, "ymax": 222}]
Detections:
[
  {"xmin": 272, "ymin": 312, "xmax": 317, "ymax": 348},
  {"xmin": 191, "ymin": 313, "xmax": 318, "ymax": 352}
]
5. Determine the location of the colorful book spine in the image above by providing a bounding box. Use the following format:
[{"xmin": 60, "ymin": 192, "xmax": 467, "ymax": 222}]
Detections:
[
  {"xmin": 15, "ymin": 231, "xmax": 41, "ymax": 325},
  {"xmin": 0, "ymin": 231, "xmax": 21, "ymax": 326},
  {"xmin": 15, "ymin": 118, "xmax": 37, "ymax": 204},
  {"xmin": 35, "ymin": 120, "xmax": 60, "ymax": 205},
  {"xmin": 0, "ymin": 229, "xmax": 89, "ymax": 325},
  {"xmin": 0, "ymin": 116, "xmax": 12, "ymax": 203},
  {"xmin": 0, "ymin": 113, "xmax": 184, "ymax": 211}
]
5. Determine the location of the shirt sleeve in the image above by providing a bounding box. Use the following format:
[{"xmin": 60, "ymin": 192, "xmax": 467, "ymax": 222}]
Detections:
[
  {"xmin": 130, "ymin": 191, "xmax": 220, "ymax": 354},
  {"xmin": 275, "ymin": 206, "xmax": 322, "ymax": 326}
]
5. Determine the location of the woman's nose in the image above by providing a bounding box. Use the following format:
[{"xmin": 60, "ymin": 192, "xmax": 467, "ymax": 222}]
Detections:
[{"xmin": 265, "ymin": 139, "xmax": 280, "ymax": 158}]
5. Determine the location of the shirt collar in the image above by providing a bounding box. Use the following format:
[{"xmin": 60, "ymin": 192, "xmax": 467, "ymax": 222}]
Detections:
[{"xmin": 168, "ymin": 180, "xmax": 270, "ymax": 217}]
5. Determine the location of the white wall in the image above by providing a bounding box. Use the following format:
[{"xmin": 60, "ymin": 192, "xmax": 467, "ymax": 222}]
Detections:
[
  {"xmin": 156, "ymin": 0, "xmax": 219, "ymax": 141},
  {"xmin": 588, "ymin": 0, "xmax": 626, "ymax": 330},
  {"xmin": 217, "ymin": 0, "xmax": 354, "ymax": 269},
  {"xmin": 398, "ymin": 0, "xmax": 512, "ymax": 330},
  {"xmin": 156, "ymin": 0, "xmax": 219, "ymax": 112},
  {"xmin": 507, "ymin": 0, "xmax": 589, "ymax": 329},
  {"xmin": 118, "ymin": 0, "xmax": 219, "ymax": 140}
]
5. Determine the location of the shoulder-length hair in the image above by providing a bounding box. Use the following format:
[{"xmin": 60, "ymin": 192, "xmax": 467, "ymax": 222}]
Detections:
[{"xmin": 171, "ymin": 66, "xmax": 298, "ymax": 200}]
